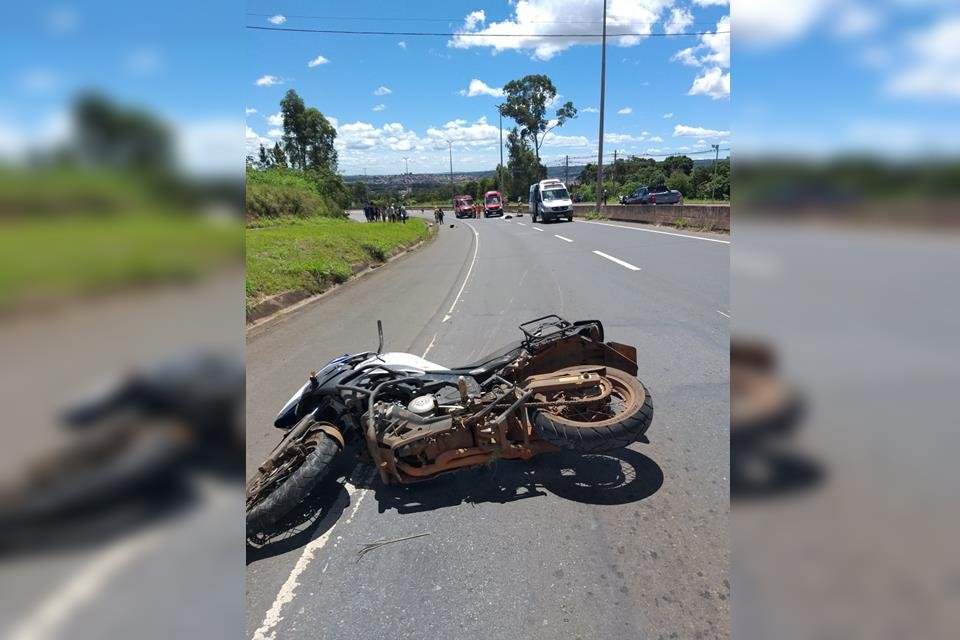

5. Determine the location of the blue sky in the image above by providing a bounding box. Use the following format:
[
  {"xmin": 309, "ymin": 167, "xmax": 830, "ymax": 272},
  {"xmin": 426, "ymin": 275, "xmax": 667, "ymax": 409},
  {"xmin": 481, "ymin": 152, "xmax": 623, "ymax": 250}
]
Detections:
[
  {"xmin": 0, "ymin": 1, "xmax": 242, "ymax": 175},
  {"xmin": 735, "ymin": 1, "xmax": 960, "ymax": 158},
  {"xmin": 246, "ymin": 0, "xmax": 731, "ymax": 174}
]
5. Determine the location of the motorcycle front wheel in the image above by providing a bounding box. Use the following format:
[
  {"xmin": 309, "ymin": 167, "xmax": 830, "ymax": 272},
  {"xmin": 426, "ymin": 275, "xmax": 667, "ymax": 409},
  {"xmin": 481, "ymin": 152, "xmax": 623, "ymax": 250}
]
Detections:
[
  {"xmin": 246, "ymin": 428, "xmax": 341, "ymax": 541},
  {"xmin": 533, "ymin": 367, "xmax": 653, "ymax": 453}
]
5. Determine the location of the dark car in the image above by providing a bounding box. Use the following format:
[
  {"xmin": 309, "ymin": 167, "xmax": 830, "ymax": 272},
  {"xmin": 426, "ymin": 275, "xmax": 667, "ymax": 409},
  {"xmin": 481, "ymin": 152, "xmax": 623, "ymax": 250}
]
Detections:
[{"xmin": 621, "ymin": 185, "xmax": 683, "ymax": 205}]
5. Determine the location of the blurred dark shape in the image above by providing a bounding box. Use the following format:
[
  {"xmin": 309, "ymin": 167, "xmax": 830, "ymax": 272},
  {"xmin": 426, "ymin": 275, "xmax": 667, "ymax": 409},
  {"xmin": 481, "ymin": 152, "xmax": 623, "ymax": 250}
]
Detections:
[
  {"xmin": 72, "ymin": 93, "xmax": 175, "ymax": 173},
  {"xmin": 736, "ymin": 156, "xmax": 960, "ymax": 224},
  {"xmin": 0, "ymin": 350, "xmax": 243, "ymax": 553},
  {"xmin": 730, "ymin": 338, "xmax": 821, "ymax": 499}
]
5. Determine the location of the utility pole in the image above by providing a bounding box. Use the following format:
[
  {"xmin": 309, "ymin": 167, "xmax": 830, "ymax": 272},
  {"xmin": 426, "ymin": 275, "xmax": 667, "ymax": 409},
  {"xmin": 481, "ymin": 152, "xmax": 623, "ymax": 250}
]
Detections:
[
  {"xmin": 497, "ymin": 104, "xmax": 504, "ymax": 196},
  {"xmin": 595, "ymin": 0, "xmax": 607, "ymax": 211},
  {"xmin": 564, "ymin": 155, "xmax": 569, "ymax": 185},
  {"xmin": 613, "ymin": 149, "xmax": 618, "ymax": 192},
  {"xmin": 711, "ymin": 144, "xmax": 720, "ymax": 200}
]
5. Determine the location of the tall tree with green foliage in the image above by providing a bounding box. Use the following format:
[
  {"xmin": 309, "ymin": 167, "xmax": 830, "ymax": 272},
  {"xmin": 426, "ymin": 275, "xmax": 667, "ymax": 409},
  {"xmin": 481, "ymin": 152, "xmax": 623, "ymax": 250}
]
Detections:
[
  {"xmin": 72, "ymin": 93, "xmax": 173, "ymax": 171},
  {"xmin": 279, "ymin": 89, "xmax": 338, "ymax": 171},
  {"xmin": 663, "ymin": 155, "xmax": 694, "ymax": 176},
  {"xmin": 506, "ymin": 127, "xmax": 543, "ymax": 197},
  {"xmin": 271, "ymin": 142, "xmax": 287, "ymax": 169},
  {"xmin": 500, "ymin": 75, "xmax": 577, "ymax": 167}
]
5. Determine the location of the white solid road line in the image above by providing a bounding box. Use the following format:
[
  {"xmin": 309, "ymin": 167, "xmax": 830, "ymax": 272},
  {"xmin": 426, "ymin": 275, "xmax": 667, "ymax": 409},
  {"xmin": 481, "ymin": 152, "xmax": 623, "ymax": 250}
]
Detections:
[
  {"xmin": 593, "ymin": 251, "xmax": 641, "ymax": 271},
  {"xmin": 575, "ymin": 219, "xmax": 730, "ymax": 244},
  {"xmin": 554, "ymin": 234, "xmax": 573, "ymax": 242},
  {"xmin": 443, "ymin": 221, "xmax": 480, "ymax": 322},
  {"xmin": 252, "ymin": 470, "xmax": 373, "ymax": 640},
  {"xmin": 421, "ymin": 333, "xmax": 438, "ymax": 358},
  {"xmin": 717, "ymin": 310, "xmax": 730, "ymax": 318},
  {"xmin": 532, "ymin": 226, "xmax": 544, "ymax": 232}
]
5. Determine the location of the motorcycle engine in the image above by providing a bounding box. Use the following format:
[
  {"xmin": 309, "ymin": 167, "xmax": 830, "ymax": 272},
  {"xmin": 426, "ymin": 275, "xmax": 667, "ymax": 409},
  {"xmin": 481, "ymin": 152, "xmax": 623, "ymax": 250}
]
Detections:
[{"xmin": 407, "ymin": 394, "xmax": 437, "ymax": 417}]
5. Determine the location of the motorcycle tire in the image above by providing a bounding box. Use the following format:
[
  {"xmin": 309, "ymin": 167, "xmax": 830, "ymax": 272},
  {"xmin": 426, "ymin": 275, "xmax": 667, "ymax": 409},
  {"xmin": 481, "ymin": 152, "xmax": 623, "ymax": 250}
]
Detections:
[
  {"xmin": 246, "ymin": 434, "xmax": 340, "ymax": 539},
  {"xmin": 533, "ymin": 367, "xmax": 653, "ymax": 453}
]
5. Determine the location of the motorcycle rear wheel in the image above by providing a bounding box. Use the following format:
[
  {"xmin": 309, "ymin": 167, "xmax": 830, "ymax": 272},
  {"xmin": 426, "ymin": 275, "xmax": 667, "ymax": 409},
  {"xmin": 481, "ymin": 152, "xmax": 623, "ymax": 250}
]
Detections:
[
  {"xmin": 246, "ymin": 432, "xmax": 340, "ymax": 541},
  {"xmin": 533, "ymin": 367, "xmax": 653, "ymax": 453}
]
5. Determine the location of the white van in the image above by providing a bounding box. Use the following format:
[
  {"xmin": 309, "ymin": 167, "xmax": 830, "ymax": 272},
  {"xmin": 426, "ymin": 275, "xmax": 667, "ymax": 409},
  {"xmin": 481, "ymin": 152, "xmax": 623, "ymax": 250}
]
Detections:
[{"xmin": 528, "ymin": 179, "xmax": 574, "ymax": 223}]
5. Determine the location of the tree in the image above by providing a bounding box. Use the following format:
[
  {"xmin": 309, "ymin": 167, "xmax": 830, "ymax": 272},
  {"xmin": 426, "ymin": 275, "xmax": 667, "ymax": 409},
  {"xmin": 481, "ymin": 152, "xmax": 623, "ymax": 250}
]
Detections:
[
  {"xmin": 257, "ymin": 144, "xmax": 270, "ymax": 169},
  {"xmin": 72, "ymin": 93, "xmax": 173, "ymax": 172},
  {"xmin": 663, "ymin": 155, "xmax": 694, "ymax": 176},
  {"xmin": 271, "ymin": 142, "xmax": 287, "ymax": 169},
  {"xmin": 501, "ymin": 74, "xmax": 577, "ymax": 166},
  {"xmin": 351, "ymin": 181, "xmax": 369, "ymax": 205},
  {"xmin": 666, "ymin": 170, "xmax": 692, "ymax": 196},
  {"xmin": 279, "ymin": 89, "xmax": 338, "ymax": 171},
  {"xmin": 505, "ymin": 127, "xmax": 543, "ymax": 197}
]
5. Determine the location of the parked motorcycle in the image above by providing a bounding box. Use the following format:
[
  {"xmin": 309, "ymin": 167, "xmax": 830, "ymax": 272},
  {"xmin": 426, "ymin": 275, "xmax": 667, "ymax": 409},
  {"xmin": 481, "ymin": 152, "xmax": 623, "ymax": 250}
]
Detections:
[{"xmin": 246, "ymin": 316, "xmax": 653, "ymax": 543}]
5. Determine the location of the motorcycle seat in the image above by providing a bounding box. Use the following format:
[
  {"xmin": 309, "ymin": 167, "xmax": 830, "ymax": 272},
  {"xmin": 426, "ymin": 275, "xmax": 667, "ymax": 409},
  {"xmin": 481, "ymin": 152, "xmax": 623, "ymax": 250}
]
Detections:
[{"xmin": 447, "ymin": 341, "xmax": 524, "ymax": 381}]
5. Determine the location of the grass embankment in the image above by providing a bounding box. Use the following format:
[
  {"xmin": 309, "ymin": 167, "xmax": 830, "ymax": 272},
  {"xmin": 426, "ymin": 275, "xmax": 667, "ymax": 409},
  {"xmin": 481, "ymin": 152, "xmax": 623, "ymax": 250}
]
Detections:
[
  {"xmin": 246, "ymin": 168, "xmax": 347, "ymax": 221},
  {"xmin": 0, "ymin": 167, "xmax": 240, "ymax": 311},
  {"xmin": 246, "ymin": 217, "xmax": 429, "ymax": 310}
]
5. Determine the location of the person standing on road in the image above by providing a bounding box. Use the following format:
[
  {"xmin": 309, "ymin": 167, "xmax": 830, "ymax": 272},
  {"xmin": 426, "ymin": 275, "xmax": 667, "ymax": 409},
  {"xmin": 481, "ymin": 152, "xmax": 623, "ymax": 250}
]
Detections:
[
  {"xmin": 603, "ymin": 188, "xmax": 609, "ymax": 206},
  {"xmin": 399, "ymin": 204, "xmax": 407, "ymax": 223}
]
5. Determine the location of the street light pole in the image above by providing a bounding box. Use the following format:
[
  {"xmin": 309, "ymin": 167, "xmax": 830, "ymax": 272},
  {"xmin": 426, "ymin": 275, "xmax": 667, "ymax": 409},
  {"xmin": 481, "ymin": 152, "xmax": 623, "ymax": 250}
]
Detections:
[
  {"xmin": 595, "ymin": 0, "xmax": 608, "ymax": 211},
  {"xmin": 447, "ymin": 140, "xmax": 454, "ymax": 199},
  {"xmin": 403, "ymin": 156, "xmax": 409, "ymax": 175}
]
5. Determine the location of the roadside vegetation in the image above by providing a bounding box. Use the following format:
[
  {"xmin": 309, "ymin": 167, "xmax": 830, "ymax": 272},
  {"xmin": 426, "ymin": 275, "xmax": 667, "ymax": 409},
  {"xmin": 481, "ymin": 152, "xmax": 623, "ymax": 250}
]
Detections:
[
  {"xmin": 0, "ymin": 94, "xmax": 240, "ymax": 312},
  {"xmin": 246, "ymin": 217, "xmax": 429, "ymax": 308}
]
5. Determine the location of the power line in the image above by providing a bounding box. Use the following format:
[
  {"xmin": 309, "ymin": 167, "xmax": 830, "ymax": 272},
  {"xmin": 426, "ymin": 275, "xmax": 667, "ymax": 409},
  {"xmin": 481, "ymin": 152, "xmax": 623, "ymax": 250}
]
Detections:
[
  {"xmin": 246, "ymin": 12, "xmax": 722, "ymax": 27},
  {"xmin": 247, "ymin": 25, "xmax": 730, "ymax": 38}
]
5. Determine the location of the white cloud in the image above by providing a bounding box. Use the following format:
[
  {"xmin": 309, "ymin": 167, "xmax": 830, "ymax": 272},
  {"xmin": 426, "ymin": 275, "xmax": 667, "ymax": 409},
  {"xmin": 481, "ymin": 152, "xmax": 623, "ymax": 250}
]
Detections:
[
  {"xmin": 337, "ymin": 120, "xmax": 422, "ymax": 151},
  {"xmin": 581, "ymin": 106, "xmax": 599, "ymax": 113},
  {"xmin": 886, "ymin": 16, "xmax": 960, "ymax": 100},
  {"xmin": 426, "ymin": 118, "xmax": 500, "ymax": 148},
  {"xmin": 663, "ymin": 112, "xmax": 674, "ymax": 118},
  {"xmin": 373, "ymin": 104, "xmax": 386, "ymax": 112},
  {"xmin": 178, "ymin": 119, "xmax": 242, "ymax": 177},
  {"xmin": 268, "ymin": 15, "xmax": 286, "ymax": 25},
  {"xmin": 693, "ymin": 0, "xmax": 728, "ymax": 5},
  {"xmin": 255, "ymin": 75, "xmax": 281, "ymax": 87},
  {"xmin": 449, "ymin": 0, "xmax": 674, "ymax": 60},
  {"xmin": 267, "ymin": 128, "xmax": 283, "ymax": 138},
  {"xmin": 617, "ymin": 107, "xmax": 633, "ymax": 115},
  {"xmin": 266, "ymin": 112, "xmax": 283, "ymax": 126},
  {"xmin": 0, "ymin": 109, "xmax": 71, "ymax": 160},
  {"xmin": 373, "ymin": 85, "xmax": 392, "ymax": 96},
  {"xmin": 246, "ymin": 125, "xmax": 271, "ymax": 154},
  {"xmin": 832, "ymin": 4, "xmax": 882, "ymax": 38},
  {"xmin": 604, "ymin": 133, "xmax": 642, "ymax": 144},
  {"xmin": 735, "ymin": 0, "xmax": 832, "ymax": 47},
  {"xmin": 245, "ymin": 108, "xmax": 257, "ymax": 116},
  {"xmin": 458, "ymin": 78, "xmax": 504, "ymax": 97},
  {"xmin": 689, "ymin": 67, "xmax": 730, "ymax": 99},
  {"xmin": 542, "ymin": 132, "xmax": 590, "ymax": 147},
  {"xmin": 672, "ymin": 47, "xmax": 701, "ymax": 66},
  {"xmin": 126, "ymin": 49, "xmax": 162, "ymax": 74},
  {"xmin": 47, "ymin": 7, "xmax": 78, "ymax": 33},
  {"xmin": 398, "ymin": 41, "xmax": 407, "ymax": 49},
  {"xmin": 646, "ymin": 148, "xmax": 663, "ymax": 154},
  {"xmin": 308, "ymin": 55, "xmax": 329, "ymax": 68},
  {"xmin": 21, "ymin": 69, "xmax": 59, "ymax": 92},
  {"xmin": 674, "ymin": 124, "xmax": 729, "ymax": 138},
  {"xmin": 665, "ymin": 8, "xmax": 694, "ymax": 35},
  {"xmin": 648, "ymin": 135, "xmax": 664, "ymax": 142}
]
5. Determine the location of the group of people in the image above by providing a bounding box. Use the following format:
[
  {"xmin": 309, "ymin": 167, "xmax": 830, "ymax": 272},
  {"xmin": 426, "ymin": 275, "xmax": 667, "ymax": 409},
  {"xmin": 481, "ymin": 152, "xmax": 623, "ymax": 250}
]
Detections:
[{"xmin": 362, "ymin": 202, "xmax": 408, "ymax": 223}]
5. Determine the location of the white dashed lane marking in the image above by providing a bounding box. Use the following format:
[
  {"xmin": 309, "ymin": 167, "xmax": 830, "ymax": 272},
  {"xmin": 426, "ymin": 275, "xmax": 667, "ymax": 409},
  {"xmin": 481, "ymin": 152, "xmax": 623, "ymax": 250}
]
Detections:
[
  {"xmin": 554, "ymin": 235, "xmax": 573, "ymax": 243},
  {"xmin": 592, "ymin": 251, "xmax": 641, "ymax": 271}
]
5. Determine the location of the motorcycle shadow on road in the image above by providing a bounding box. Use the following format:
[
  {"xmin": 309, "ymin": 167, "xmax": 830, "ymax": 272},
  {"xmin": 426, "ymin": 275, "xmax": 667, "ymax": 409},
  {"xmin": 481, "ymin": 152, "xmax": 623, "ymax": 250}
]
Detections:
[{"xmin": 369, "ymin": 443, "xmax": 664, "ymax": 515}]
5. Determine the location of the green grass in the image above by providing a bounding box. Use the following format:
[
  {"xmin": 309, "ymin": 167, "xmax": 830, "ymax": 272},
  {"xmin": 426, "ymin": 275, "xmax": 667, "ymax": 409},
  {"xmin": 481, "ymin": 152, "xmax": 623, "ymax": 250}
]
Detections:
[
  {"xmin": 246, "ymin": 217, "xmax": 429, "ymax": 309},
  {"xmin": 0, "ymin": 215, "xmax": 241, "ymax": 311}
]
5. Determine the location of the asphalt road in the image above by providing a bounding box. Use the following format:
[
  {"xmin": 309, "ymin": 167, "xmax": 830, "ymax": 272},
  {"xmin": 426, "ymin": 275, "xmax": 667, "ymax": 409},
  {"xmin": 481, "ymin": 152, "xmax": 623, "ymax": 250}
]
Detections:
[{"xmin": 246, "ymin": 214, "xmax": 730, "ymax": 639}]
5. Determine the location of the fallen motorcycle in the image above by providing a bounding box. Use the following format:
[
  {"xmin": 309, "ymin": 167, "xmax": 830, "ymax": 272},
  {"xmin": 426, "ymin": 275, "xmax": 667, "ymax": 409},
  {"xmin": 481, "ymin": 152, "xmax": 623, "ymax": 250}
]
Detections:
[{"xmin": 246, "ymin": 315, "xmax": 653, "ymax": 542}]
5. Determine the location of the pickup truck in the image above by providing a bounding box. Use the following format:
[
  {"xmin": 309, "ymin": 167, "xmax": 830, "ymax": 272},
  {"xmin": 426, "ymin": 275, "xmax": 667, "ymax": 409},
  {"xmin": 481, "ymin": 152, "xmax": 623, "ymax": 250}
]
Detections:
[{"xmin": 621, "ymin": 185, "xmax": 683, "ymax": 205}]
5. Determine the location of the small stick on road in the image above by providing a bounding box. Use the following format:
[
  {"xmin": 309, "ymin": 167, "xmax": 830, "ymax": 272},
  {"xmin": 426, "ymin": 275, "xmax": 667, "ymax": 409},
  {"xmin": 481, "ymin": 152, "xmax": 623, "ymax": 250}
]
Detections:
[{"xmin": 356, "ymin": 532, "xmax": 431, "ymax": 562}]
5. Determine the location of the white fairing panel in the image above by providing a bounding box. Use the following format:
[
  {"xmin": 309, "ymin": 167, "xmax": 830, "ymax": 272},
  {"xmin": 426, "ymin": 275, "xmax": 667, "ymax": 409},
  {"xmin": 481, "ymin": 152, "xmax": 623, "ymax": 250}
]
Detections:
[{"xmin": 357, "ymin": 352, "xmax": 450, "ymax": 374}]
